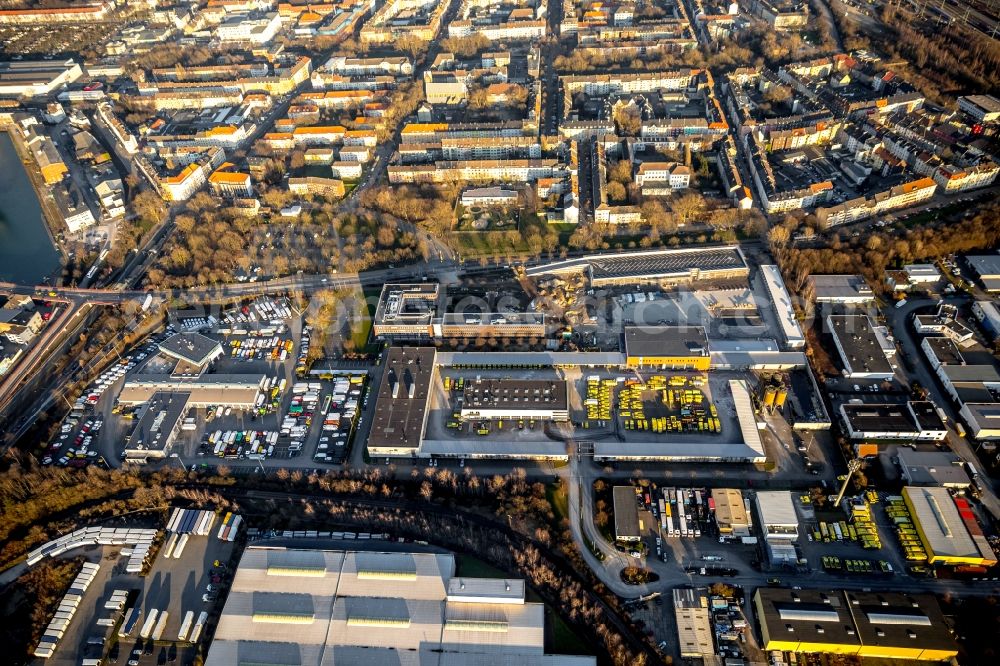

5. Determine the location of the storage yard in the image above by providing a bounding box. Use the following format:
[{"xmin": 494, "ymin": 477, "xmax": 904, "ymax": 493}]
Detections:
[{"xmin": 24, "ymin": 510, "xmax": 240, "ymax": 666}]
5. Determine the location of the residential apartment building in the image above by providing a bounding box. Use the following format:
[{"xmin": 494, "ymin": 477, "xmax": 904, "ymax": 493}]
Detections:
[
  {"xmin": 932, "ymin": 163, "xmax": 999, "ymax": 193},
  {"xmin": 360, "ymin": 0, "xmax": 447, "ymax": 45},
  {"xmin": 816, "ymin": 177, "xmax": 937, "ymax": 227},
  {"xmin": 208, "ymin": 169, "xmax": 253, "ymax": 198},
  {"xmin": 0, "ymin": 2, "xmax": 111, "ymax": 24},
  {"xmin": 146, "ymin": 147, "xmax": 226, "ymax": 202},
  {"xmin": 0, "ymin": 307, "xmax": 43, "ymax": 345},
  {"xmin": 288, "ymin": 176, "xmax": 346, "ymax": 197},
  {"xmin": 388, "ymin": 159, "xmax": 560, "ymax": 184},
  {"xmin": 742, "ymin": 0, "xmax": 808, "ymax": 29},
  {"xmin": 634, "ymin": 162, "xmax": 690, "ymax": 194}
]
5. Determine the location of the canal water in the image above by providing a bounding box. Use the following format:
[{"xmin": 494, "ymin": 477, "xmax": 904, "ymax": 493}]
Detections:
[{"xmin": 0, "ymin": 131, "xmax": 61, "ymax": 284}]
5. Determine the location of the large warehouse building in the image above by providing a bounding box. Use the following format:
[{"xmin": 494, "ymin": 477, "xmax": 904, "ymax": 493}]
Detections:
[
  {"xmin": 673, "ymin": 588, "xmax": 715, "ymax": 659},
  {"xmin": 902, "ymin": 486, "xmax": 997, "ymax": 566},
  {"xmin": 367, "ymin": 346, "xmax": 436, "ymax": 458},
  {"xmin": 760, "ymin": 265, "xmax": 805, "ymax": 350},
  {"xmin": 525, "ymin": 245, "xmax": 749, "ymax": 287},
  {"xmin": 754, "ymin": 491, "xmax": 799, "ymax": 541},
  {"xmin": 205, "ymin": 546, "xmax": 596, "ymax": 666},
  {"xmin": 712, "ymin": 488, "xmax": 750, "ymax": 537},
  {"xmin": 754, "ymin": 588, "xmax": 958, "ymax": 661},
  {"xmin": 612, "ymin": 486, "xmax": 641, "ymax": 542},
  {"xmin": 368, "ymin": 348, "xmax": 768, "ymax": 463},
  {"xmin": 460, "ymin": 379, "xmax": 569, "ymax": 421},
  {"xmin": 826, "ymin": 314, "xmax": 895, "ymax": 380},
  {"xmin": 966, "ymin": 254, "xmax": 1000, "ymax": 292},
  {"xmin": 624, "ymin": 326, "xmax": 711, "ymax": 370}
]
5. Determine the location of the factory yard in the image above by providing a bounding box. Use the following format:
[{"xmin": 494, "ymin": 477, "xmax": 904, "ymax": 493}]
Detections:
[{"xmin": 424, "ymin": 366, "xmax": 749, "ymax": 454}]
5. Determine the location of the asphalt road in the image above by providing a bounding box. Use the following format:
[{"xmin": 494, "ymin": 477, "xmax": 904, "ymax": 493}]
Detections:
[{"xmin": 885, "ymin": 294, "xmax": 1000, "ymax": 519}]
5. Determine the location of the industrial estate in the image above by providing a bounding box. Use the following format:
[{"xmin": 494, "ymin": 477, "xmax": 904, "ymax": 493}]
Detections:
[{"xmin": 0, "ymin": 0, "xmax": 999, "ymax": 665}]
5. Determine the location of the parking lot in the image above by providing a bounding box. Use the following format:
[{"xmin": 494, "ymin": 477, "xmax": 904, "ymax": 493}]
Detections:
[
  {"xmin": 44, "ymin": 295, "xmax": 377, "ymax": 472},
  {"xmin": 40, "ymin": 519, "xmax": 236, "ymax": 666}
]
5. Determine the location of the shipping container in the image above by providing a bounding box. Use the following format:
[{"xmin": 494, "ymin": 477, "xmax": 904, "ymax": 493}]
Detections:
[
  {"xmin": 178, "ymin": 611, "xmax": 194, "ymax": 642},
  {"xmin": 151, "ymin": 611, "xmax": 169, "ymax": 641},
  {"xmin": 139, "ymin": 609, "xmax": 159, "ymax": 639}
]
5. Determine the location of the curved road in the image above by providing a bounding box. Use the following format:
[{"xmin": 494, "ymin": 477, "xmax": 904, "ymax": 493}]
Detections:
[{"xmin": 565, "ymin": 452, "xmax": 1000, "ymax": 605}]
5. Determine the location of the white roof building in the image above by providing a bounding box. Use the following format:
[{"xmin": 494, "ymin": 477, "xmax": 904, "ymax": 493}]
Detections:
[
  {"xmin": 760, "ymin": 264, "xmax": 805, "ymax": 350},
  {"xmin": 206, "ymin": 546, "xmax": 596, "ymax": 666},
  {"xmin": 754, "ymin": 491, "xmax": 799, "ymax": 541},
  {"xmin": 904, "ymin": 264, "xmax": 942, "ymax": 284}
]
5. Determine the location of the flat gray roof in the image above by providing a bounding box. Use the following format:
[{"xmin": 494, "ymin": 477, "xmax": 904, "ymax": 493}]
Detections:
[
  {"xmin": 624, "ymin": 325, "xmax": 709, "ymax": 359},
  {"xmin": 374, "ymin": 283, "xmax": 439, "ymax": 326},
  {"xmin": 118, "ymin": 373, "xmax": 264, "ymax": 407},
  {"xmin": 827, "ymin": 315, "xmax": 893, "ymax": 376},
  {"xmin": 897, "ymin": 450, "xmax": 970, "ymax": 487},
  {"xmin": 461, "ymin": 379, "xmax": 568, "ymax": 412},
  {"xmin": 435, "ymin": 351, "xmax": 626, "ymax": 367},
  {"xmin": 612, "ymin": 486, "xmax": 640, "ymax": 540},
  {"xmin": 755, "ymin": 491, "xmax": 798, "ymax": 528},
  {"xmin": 439, "ymin": 312, "xmax": 545, "ymax": 325},
  {"xmin": 524, "ymin": 246, "xmax": 748, "ymax": 282},
  {"xmin": 967, "ymin": 254, "xmax": 1000, "ymax": 279},
  {"xmin": 941, "ymin": 364, "xmax": 1000, "ymax": 383},
  {"xmin": 368, "ymin": 347, "xmax": 435, "ymax": 452},
  {"xmin": 842, "ymin": 403, "xmax": 917, "ymax": 434},
  {"xmin": 126, "ymin": 391, "xmax": 189, "ymax": 453},
  {"xmin": 808, "ymin": 274, "xmax": 874, "ymax": 302},
  {"xmin": 418, "ymin": 439, "xmax": 569, "ymax": 459},
  {"xmin": 205, "ymin": 546, "xmax": 595, "ymax": 666},
  {"xmin": 590, "ymin": 247, "xmax": 747, "ymax": 280},
  {"xmin": 158, "ymin": 331, "xmax": 221, "ymax": 366}
]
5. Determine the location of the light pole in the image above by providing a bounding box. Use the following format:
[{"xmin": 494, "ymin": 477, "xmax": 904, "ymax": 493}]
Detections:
[{"xmin": 834, "ymin": 458, "xmax": 863, "ymax": 507}]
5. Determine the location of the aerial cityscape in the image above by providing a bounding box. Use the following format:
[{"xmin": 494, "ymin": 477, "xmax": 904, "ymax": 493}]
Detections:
[{"xmin": 0, "ymin": 0, "xmax": 998, "ymax": 664}]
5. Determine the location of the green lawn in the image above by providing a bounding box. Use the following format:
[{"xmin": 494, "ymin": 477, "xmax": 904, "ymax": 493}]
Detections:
[
  {"xmin": 454, "ymin": 553, "xmax": 508, "ymax": 579},
  {"xmin": 451, "ymin": 230, "xmax": 529, "ymax": 257},
  {"xmin": 350, "ymin": 316, "xmax": 373, "ymax": 351},
  {"xmin": 546, "ymin": 608, "xmax": 592, "ymax": 656},
  {"xmin": 547, "ymin": 482, "xmax": 569, "ymax": 523}
]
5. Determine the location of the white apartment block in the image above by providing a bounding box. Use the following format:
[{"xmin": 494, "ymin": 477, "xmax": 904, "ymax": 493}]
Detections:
[
  {"xmin": 215, "ymin": 12, "xmax": 282, "ymax": 43},
  {"xmin": 933, "ymin": 163, "xmax": 999, "ymax": 193},
  {"xmin": 634, "ymin": 162, "xmax": 691, "ymax": 193}
]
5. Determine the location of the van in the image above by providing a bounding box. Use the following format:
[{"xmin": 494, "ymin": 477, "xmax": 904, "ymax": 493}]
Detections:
[{"xmin": 895, "ymin": 298, "xmax": 907, "ymax": 309}]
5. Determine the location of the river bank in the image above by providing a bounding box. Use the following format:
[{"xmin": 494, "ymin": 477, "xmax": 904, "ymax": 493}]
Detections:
[{"xmin": 0, "ymin": 127, "xmax": 63, "ymax": 285}]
